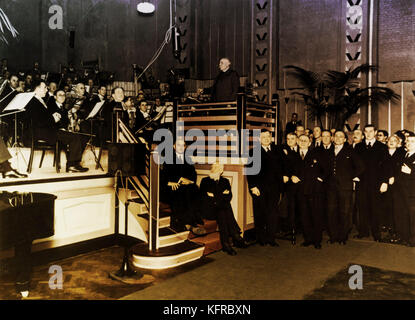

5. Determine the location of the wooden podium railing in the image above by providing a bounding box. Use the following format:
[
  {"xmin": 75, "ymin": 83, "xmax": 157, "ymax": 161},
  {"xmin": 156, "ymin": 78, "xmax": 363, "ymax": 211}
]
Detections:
[{"xmin": 173, "ymin": 93, "xmax": 279, "ymax": 156}]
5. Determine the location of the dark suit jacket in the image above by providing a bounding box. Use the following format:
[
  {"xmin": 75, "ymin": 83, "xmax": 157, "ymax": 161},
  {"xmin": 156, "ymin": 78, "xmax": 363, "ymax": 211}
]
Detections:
[
  {"xmin": 395, "ymin": 150, "xmax": 415, "ymax": 191},
  {"xmin": 47, "ymin": 98, "xmax": 69, "ymax": 130},
  {"xmin": 381, "ymin": 147, "xmax": 406, "ymax": 180},
  {"xmin": 291, "ymin": 148, "xmax": 327, "ymax": 195},
  {"xmin": 199, "ymin": 176, "xmax": 233, "ymax": 220},
  {"xmin": 212, "ymin": 69, "xmax": 239, "ymax": 102},
  {"xmin": 247, "ymin": 145, "xmax": 285, "ymax": 194},
  {"xmin": 25, "ymin": 96, "xmax": 59, "ymax": 144},
  {"xmin": 160, "ymin": 154, "xmax": 198, "ymax": 203},
  {"xmin": 326, "ymin": 144, "xmax": 365, "ymax": 191},
  {"xmin": 355, "ymin": 140, "xmax": 388, "ymax": 188},
  {"xmin": 285, "ymin": 121, "xmax": 302, "ymax": 135}
]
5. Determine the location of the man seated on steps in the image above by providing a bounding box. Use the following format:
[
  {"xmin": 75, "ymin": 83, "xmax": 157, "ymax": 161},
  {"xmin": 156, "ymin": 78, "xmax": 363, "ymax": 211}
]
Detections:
[
  {"xmin": 200, "ymin": 163, "xmax": 248, "ymax": 255},
  {"xmin": 160, "ymin": 139, "xmax": 206, "ymax": 236}
]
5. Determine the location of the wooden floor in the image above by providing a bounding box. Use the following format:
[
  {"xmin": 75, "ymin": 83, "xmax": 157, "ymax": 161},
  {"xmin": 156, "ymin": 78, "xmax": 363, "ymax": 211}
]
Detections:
[{"xmin": 0, "ymin": 246, "xmax": 211, "ymax": 300}]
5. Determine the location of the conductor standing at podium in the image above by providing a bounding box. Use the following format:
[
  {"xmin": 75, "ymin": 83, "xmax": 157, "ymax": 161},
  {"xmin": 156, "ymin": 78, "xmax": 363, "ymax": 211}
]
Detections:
[
  {"xmin": 212, "ymin": 58, "xmax": 240, "ymax": 102},
  {"xmin": 25, "ymin": 80, "xmax": 88, "ymax": 173}
]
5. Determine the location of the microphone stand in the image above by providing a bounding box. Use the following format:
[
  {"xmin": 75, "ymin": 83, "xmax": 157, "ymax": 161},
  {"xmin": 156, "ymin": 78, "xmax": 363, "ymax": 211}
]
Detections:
[{"xmin": 109, "ymin": 178, "xmax": 143, "ymax": 284}]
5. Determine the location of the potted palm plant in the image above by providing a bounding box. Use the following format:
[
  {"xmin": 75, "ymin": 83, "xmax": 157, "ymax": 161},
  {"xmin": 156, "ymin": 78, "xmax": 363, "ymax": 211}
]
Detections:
[{"xmin": 284, "ymin": 64, "xmax": 400, "ymax": 130}]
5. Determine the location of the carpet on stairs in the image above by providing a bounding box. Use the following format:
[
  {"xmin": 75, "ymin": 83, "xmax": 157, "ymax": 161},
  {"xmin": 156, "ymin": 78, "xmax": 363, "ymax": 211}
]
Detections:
[{"xmin": 188, "ymin": 219, "xmax": 221, "ymax": 255}]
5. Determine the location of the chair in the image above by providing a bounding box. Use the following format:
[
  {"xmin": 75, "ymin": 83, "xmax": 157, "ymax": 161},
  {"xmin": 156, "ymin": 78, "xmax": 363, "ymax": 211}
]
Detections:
[
  {"xmin": 27, "ymin": 137, "xmax": 60, "ymax": 174},
  {"xmin": 26, "ymin": 122, "xmax": 61, "ymax": 174}
]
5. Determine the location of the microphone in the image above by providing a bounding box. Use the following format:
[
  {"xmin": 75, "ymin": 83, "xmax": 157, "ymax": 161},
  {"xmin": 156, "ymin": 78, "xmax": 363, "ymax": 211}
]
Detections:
[{"xmin": 173, "ymin": 27, "xmax": 181, "ymax": 58}]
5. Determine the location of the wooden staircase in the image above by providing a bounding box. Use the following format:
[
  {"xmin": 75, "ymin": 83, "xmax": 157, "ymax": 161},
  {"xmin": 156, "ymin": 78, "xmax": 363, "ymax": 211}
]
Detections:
[{"xmin": 118, "ymin": 150, "xmax": 221, "ymax": 270}]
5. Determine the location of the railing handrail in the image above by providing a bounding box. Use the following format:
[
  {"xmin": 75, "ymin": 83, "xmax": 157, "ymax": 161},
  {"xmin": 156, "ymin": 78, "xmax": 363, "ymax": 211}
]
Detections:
[{"xmin": 177, "ymin": 101, "xmax": 237, "ymax": 108}]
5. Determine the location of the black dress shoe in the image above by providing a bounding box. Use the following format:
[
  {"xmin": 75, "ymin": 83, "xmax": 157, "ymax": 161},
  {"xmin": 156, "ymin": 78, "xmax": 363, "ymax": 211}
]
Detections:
[
  {"xmin": 66, "ymin": 165, "xmax": 89, "ymax": 173},
  {"xmin": 233, "ymin": 236, "xmax": 249, "ymax": 248},
  {"xmin": 301, "ymin": 241, "xmax": 312, "ymax": 247},
  {"xmin": 326, "ymin": 239, "xmax": 335, "ymax": 244},
  {"xmin": 1, "ymin": 168, "xmax": 28, "ymax": 178},
  {"xmin": 338, "ymin": 240, "xmax": 347, "ymax": 245},
  {"xmin": 314, "ymin": 243, "xmax": 322, "ymax": 249},
  {"xmin": 222, "ymin": 245, "xmax": 237, "ymax": 256},
  {"xmin": 258, "ymin": 240, "xmax": 266, "ymax": 246}
]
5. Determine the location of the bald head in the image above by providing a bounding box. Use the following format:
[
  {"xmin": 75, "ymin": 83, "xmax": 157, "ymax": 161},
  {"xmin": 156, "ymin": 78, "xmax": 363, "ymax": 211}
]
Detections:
[{"xmin": 219, "ymin": 58, "xmax": 231, "ymax": 72}]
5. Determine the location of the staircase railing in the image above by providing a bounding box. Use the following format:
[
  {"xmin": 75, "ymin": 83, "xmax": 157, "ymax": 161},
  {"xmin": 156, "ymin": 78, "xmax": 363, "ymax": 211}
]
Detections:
[{"xmin": 173, "ymin": 93, "xmax": 279, "ymax": 156}]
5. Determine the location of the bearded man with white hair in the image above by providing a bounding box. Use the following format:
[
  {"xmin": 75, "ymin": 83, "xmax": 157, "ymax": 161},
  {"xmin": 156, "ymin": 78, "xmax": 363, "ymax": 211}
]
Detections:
[{"xmin": 200, "ymin": 163, "xmax": 248, "ymax": 255}]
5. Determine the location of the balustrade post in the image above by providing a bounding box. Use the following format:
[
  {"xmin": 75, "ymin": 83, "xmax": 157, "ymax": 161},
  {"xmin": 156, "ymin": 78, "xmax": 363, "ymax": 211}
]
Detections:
[{"xmin": 149, "ymin": 150, "xmax": 160, "ymax": 252}]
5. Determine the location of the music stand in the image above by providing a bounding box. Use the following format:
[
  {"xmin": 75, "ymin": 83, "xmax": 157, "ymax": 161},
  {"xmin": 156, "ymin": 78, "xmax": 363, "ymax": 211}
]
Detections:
[
  {"xmin": 84, "ymin": 101, "xmax": 106, "ymax": 171},
  {"xmin": 1, "ymin": 93, "xmax": 35, "ymax": 168}
]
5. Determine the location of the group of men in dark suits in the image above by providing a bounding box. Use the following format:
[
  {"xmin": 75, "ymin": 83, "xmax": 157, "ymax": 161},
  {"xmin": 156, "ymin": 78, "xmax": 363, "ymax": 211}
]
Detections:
[{"xmin": 248, "ymin": 124, "xmax": 415, "ymax": 249}]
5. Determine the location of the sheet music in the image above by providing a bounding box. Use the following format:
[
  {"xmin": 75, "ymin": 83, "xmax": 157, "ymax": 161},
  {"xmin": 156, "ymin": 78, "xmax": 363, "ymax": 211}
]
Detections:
[
  {"xmin": 86, "ymin": 101, "xmax": 105, "ymax": 120},
  {"xmin": 3, "ymin": 92, "xmax": 35, "ymax": 111}
]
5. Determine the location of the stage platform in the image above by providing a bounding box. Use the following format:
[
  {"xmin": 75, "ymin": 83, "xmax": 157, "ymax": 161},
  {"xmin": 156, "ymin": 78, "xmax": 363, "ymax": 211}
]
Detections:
[{"xmin": 0, "ymin": 147, "xmax": 116, "ymax": 260}]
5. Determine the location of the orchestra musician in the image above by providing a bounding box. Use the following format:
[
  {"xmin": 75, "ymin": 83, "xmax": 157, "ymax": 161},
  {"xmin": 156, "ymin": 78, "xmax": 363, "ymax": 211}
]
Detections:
[
  {"xmin": 25, "ymin": 79, "xmax": 89, "ymax": 173},
  {"xmin": 65, "ymin": 82, "xmax": 88, "ymax": 133}
]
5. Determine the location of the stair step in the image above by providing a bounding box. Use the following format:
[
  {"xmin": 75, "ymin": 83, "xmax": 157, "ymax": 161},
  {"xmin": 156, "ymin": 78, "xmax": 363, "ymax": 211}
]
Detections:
[
  {"xmin": 158, "ymin": 228, "xmax": 190, "ymax": 248},
  {"xmin": 188, "ymin": 219, "xmax": 218, "ymax": 239},
  {"xmin": 137, "ymin": 213, "xmax": 170, "ymax": 228},
  {"xmin": 130, "ymin": 198, "xmax": 144, "ymax": 204},
  {"xmin": 190, "ymin": 232, "xmax": 222, "ymax": 255},
  {"xmin": 131, "ymin": 240, "xmax": 204, "ymax": 269}
]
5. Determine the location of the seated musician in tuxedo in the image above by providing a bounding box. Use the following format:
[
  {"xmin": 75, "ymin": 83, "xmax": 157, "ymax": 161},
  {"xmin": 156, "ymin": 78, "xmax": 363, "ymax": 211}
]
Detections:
[
  {"xmin": 78, "ymin": 85, "xmax": 109, "ymax": 146},
  {"xmin": 134, "ymin": 100, "xmax": 157, "ymax": 142},
  {"xmin": 0, "ymin": 74, "xmax": 19, "ymax": 111},
  {"xmin": 45, "ymin": 82, "xmax": 57, "ymax": 104},
  {"xmin": 160, "ymin": 139, "xmax": 206, "ymax": 235},
  {"xmin": 290, "ymin": 134, "xmax": 326, "ymax": 249},
  {"xmin": 25, "ymin": 80, "xmax": 88, "ymax": 173},
  {"xmin": 102, "ymin": 87, "xmax": 130, "ymax": 142},
  {"xmin": 326, "ymin": 130, "xmax": 364, "ymax": 245},
  {"xmin": 47, "ymin": 90, "xmax": 69, "ymax": 130},
  {"xmin": 89, "ymin": 85, "xmax": 107, "ymax": 105},
  {"xmin": 247, "ymin": 129, "xmax": 285, "ymax": 246},
  {"xmin": 200, "ymin": 163, "xmax": 248, "ymax": 255},
  {"xmin": 65, "ymin": 82, "xmax": 88, "ymax": 132}
]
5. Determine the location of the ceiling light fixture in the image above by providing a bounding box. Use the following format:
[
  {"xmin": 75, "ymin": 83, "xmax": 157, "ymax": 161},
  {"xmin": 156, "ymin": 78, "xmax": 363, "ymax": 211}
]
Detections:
[{"xmin": 137, "ymin": 1, "xmax": 155, "ymax": 14}]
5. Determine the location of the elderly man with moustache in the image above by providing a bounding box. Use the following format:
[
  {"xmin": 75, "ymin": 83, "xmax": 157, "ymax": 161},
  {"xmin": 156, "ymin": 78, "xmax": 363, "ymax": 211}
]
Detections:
[{"xmin": 211, "ymin": 57, "xmax": 240, "ymax": 102}]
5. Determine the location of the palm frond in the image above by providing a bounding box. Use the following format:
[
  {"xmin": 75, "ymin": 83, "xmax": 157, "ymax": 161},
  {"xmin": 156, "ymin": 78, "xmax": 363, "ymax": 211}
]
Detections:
[
  {"xmin": 283, "ymin": 65, "xmax": 322, "ymax": 91},
  {"xmin": 349, "ymin": 63, "xmax": 378, "ymax": 79}
]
